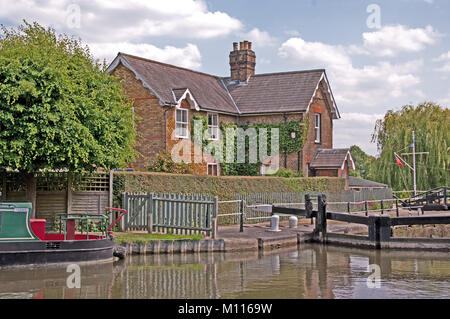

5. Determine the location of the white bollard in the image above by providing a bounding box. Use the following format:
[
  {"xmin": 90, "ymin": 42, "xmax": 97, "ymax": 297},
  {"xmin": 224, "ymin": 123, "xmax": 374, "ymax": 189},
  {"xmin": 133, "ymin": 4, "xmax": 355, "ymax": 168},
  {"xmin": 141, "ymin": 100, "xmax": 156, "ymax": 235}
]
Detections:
[
  {"xmin": 269, "ymin": 215, "xmax": 281, "ymax": 232},
  {"xmin": 289, "ymin": 216, "xmax": 298, "ymax": 229}
]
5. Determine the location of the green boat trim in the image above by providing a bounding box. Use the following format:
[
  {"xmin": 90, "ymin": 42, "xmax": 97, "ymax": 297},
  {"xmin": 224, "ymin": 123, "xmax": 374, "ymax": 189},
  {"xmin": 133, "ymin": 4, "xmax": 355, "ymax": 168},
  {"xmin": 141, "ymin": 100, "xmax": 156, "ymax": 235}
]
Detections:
[{"xmin": 0, "ymin": 202, "xmax": 39, "ymax": 242}]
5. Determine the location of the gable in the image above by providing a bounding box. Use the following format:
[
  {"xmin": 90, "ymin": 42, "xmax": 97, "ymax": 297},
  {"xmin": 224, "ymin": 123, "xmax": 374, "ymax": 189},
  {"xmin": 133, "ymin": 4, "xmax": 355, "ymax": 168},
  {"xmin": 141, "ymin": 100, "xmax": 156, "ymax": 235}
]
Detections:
[{"xmin": 107, "ymin": 53, "xmax": 340, "ymax": 118}]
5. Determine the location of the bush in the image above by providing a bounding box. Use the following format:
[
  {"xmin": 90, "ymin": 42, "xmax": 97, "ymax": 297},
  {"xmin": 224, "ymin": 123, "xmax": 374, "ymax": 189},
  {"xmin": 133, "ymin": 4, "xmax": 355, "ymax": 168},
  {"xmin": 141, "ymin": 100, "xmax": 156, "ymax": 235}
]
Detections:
[
  {"xmin": 147, "ymin": 152, "xmax": 193, "ymax": 174},
  {"xmin": 267, "ymin": 167, "xmax": 303, "ymax": 178}
]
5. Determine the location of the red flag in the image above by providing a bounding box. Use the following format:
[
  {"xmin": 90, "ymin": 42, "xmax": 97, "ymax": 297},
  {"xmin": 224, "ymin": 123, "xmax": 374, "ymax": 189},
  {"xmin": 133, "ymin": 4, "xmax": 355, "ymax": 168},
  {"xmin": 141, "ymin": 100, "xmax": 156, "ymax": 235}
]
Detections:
[{"xmin": 395, "ymin": 156, "xmax": 403, "ymax": 167}]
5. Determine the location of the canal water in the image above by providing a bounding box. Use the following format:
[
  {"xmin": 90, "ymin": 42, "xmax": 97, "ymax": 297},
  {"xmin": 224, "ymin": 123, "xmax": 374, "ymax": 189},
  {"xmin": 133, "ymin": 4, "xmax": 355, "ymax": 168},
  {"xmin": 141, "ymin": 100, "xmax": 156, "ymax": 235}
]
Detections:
[{"xmin": 1, "ymin": 244, "xmax": 449, "ymax": 299}]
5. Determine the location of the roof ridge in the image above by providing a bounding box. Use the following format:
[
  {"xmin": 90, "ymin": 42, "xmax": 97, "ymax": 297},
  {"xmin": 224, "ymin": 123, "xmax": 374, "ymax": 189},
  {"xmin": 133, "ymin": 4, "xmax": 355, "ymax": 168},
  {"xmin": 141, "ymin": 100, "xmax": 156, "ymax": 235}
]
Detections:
[
  {"xmin": 249, "ymin": 69, "xmax": 325, "ymax": 78},
  {"xmin": 119, "ymin": 52, "xmax": 221, "ymax": 79}
]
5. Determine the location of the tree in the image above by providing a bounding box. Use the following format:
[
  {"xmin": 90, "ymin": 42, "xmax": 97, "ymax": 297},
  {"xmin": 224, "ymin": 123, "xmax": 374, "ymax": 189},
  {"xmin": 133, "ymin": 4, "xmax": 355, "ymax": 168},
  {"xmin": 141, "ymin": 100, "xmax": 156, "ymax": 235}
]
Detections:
[
  {"xmin": 349, "ymin": 145, "xmax": 375, "ymax": 179},
  {"xmin": 0, "ymin": 22, "xmax": 136, "ymax": 216},
  {"xmin": 369, "ymin": 102, "xmax": 449, "ymax": 191}
]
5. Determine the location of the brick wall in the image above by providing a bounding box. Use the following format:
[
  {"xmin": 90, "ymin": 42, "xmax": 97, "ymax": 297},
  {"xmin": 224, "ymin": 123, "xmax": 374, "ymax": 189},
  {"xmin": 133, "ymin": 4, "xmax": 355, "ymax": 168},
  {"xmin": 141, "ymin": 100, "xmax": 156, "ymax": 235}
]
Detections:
[
  {"xmin": 111, "ymin": 64, "xmax": 166, "ymax": 170},
  {"xmin": 302, "ymin": 85, "xmax": 334, "ymax": 176},
  {"xmin": 113, "ymin": 65, "xmax": 335, "ymax": 176}
]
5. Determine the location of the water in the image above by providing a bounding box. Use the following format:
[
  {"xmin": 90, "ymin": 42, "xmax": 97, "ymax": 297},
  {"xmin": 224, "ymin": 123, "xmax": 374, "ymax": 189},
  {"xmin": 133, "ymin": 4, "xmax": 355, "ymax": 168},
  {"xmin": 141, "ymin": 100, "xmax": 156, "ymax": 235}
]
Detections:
[{"xmin": 1, "ymin": 244, "xmax": 449, "ymax": 299}]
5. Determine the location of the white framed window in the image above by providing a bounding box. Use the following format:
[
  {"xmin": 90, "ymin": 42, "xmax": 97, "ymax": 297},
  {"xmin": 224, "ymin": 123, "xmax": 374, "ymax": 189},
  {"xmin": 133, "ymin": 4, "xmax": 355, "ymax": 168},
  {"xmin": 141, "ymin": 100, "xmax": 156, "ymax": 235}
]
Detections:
[
  {"xmin": 207, "ymin": 113, "xmax": 219, "ymax": 140},
  {"xmin": 314, "ymin": 113, "xmax": 321, "ymax": 144},
  {"xmin": 207, "ymin": 163, "xmax": 219, "ymax": 176},
  {"xmin": 175, "ymin": 108, "xmax": 189, "ymax": 138}
]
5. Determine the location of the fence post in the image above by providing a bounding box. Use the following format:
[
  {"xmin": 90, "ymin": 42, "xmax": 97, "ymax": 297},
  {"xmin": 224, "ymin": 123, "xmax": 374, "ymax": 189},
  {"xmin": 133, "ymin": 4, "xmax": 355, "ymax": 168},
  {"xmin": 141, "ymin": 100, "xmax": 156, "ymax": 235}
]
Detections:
[
  {"xmin": 347, "ymin": 202, "xmax": 350, "ymax": 213},
  {"xmin": 381, "ymin": 200, "xmax": 384, "ymax": 214},
  {"xmin": 121, "ymin": 192, "xmax": 127, "ymax": 232},
  {"xmin": 239, "ymin": 200, "xmax": 244, "ymax": 233},
  {"xmin": 147, "ymin": 194, "xmax": 153, "ymax": 234},
  {"xmin": 365, "ymin": 201, "xmax": 368, "ymax": 216},
  {"xmin": 211, "ymin": 196, "xmax": 219, "ymax": 239}
]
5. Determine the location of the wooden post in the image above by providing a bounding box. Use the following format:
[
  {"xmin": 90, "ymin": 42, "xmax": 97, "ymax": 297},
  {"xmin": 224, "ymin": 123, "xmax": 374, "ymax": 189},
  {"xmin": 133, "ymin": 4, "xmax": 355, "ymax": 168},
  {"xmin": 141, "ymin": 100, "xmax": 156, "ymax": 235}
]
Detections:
[
  {"xmin": 365, "ymin": 201, "xmax": 368, "ymax": 216},
  {"xmin": 212, "ymin": 196, "xmax": 219, "ymax": 239},
  {"xmin": 347, "ymin": 202, "xmax": 350, "ymax": 213},
  {"xmin": 121, "ymin": 193, "xmax": 127, "ymax": 232},
  {"xmin": 66, "ymin": 173, "xmax": 73, "ymax": 215},
  {"xmin": 395, "ymin": 199, "xmax": 399, "ymax": 217},
  {"xmin": 381, "ymin": 200, "xmax": 384, "ymax": 215},
  {"xmin": 147, "ymin": 194, "xmax": 153, "ymax": 234},
  {"xmin": 368, "ymin": 215, "xmax": 391, "ymax": 248},
  {"xmin": 316, "ymin": 194, "xmax": 327, "ymax": 243},
  {"xmin": 239, "ymin": 199, "xmax": 244, "ymax": 233},
  {"xmin": 108, "ymin": 170, "xmax": 113, "ymax": 209}
]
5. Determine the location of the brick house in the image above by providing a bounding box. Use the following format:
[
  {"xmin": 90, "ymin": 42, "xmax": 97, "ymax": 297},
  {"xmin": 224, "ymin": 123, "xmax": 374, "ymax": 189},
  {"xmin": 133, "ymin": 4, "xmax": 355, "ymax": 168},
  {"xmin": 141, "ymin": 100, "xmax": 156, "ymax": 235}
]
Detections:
[{"xmin": 107, "ymin": 40, "xmax": 345, "ymax": 177}]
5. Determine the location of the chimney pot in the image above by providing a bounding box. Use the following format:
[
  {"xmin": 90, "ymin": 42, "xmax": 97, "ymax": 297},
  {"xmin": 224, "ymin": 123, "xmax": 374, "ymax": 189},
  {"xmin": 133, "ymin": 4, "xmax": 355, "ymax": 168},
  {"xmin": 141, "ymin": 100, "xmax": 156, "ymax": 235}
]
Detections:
[{"xmin": 230, "ymin": 40, "xmax": 256, "ymax": 82}]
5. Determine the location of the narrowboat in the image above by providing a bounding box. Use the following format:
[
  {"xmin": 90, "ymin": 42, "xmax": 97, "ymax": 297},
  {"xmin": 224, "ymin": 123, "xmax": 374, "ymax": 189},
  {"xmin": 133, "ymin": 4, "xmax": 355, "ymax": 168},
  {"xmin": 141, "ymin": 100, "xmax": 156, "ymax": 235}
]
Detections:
[{"xmin": 0, "ymin": 201, "xmax": 117, "ymax": 267}]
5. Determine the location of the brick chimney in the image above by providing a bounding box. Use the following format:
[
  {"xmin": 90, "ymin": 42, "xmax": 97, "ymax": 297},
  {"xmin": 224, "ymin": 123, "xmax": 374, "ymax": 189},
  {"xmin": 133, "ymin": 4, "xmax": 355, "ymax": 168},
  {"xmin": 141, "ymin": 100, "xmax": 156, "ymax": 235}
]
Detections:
[{"xmin": 229, "ymin": 40, "xmax": 256, "ymax": 82}]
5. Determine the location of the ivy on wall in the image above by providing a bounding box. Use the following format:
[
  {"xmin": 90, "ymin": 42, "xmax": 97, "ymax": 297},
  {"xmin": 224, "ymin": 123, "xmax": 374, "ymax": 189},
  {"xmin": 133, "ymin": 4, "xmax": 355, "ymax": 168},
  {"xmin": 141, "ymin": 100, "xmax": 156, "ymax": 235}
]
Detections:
[{"xmin": 190, "ymin": 115, "xmax": 308, "ymax": 176}]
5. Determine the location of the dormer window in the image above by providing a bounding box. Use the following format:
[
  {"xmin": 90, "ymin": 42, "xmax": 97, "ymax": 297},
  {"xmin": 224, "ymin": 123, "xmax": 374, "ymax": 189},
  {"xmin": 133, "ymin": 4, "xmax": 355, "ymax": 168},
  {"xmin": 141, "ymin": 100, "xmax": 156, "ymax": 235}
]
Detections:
[{"xmin": 175, "ymin": 108, "xmax": 189, "ymax": 138}]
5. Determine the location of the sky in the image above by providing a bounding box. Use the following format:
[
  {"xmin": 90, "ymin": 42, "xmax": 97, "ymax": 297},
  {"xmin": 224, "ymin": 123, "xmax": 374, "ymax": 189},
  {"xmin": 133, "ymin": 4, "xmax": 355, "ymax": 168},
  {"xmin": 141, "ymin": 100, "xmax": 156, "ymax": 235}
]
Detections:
[{"xmin": 0, "ymin": 0, "xmax": 449, "ymax": 156}]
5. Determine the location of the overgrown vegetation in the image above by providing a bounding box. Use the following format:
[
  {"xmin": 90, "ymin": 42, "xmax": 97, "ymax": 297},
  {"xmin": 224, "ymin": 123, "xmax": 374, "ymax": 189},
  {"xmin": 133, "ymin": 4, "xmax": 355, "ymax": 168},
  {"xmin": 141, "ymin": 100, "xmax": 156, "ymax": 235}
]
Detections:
[
  {"xmin": 267, "ymin": 167, "xmax": 303, "ymax": 178},
  {"xmin": 114, "ymin": 171, "xmax": 345, "ymax": 203},
  {"xmin": 147, "ymin": 152, "xmax": 193, "ymax": 174},
  {"xmin": 190, "ymin": 115, "xmax": 308, "ymax": 176}
]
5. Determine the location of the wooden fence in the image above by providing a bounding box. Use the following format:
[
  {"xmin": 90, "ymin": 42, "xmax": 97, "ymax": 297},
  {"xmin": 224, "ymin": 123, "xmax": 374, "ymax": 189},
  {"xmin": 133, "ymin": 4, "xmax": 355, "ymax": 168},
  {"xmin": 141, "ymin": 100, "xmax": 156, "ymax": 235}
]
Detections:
[
  {"xmin": 122, "ymin": 193, "xmax": 218, "ymax": 237},
  {"xmin": 0, "ymin": 171, "xmax": 112, "ymax": 230}
]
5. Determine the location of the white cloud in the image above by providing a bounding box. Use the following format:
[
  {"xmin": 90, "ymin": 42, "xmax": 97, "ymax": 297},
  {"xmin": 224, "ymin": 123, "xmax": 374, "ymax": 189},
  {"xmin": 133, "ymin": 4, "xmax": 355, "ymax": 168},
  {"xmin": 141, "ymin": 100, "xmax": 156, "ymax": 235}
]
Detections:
[
  {"xmin": 278, "ymin": 37, "xmax": 423, "ymax": 109},
  {"xmin": 333, "ymin": 113, "xmax": 384, "ymax": 156},
  {"xmin": 239, "ymin": 28, "xmax": 277, "ymax": 47},
  {"xmin": 284, "ymin": 30, "xmax": 301, "ymax": 37},
  {"xmin": 424, "ymin": 0, "xmax": 434, "ymax": 4},
  {"xmin": 90, "ymin": 42, "xmax": 202, "ymax": 69},
  {"xmin": 0, "ymin": 0, "xmax": 243, "ymax": 42},
  {"xmin": 433, "ymin": 51, "xmax": 450, "ymax": 72},
  {"xmin": 356, "ymin": 25, "xmax": 442, "ymax": 57}
]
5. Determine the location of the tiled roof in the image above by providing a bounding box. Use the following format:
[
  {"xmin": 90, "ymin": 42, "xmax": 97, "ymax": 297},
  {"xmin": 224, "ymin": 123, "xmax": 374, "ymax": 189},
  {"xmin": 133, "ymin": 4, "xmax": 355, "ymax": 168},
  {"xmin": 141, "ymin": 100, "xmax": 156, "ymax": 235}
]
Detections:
[
  {"xmin": 225, "ymin": 70, "xmax": 324, "ymax": 114},
  {"xmin": 107, "ymin": 52, "xmax": 339, "ymax": 117},
  {"xmin": 310, "ymin": 148, "xmax": 354, "ymax": 169},
  {"xmin": 109, "ymin": 53, "xmax": 238, "ymax": 114},
  {"xmin": 349, "ymin": 177, "xmax": 388, "ymax": 188}
]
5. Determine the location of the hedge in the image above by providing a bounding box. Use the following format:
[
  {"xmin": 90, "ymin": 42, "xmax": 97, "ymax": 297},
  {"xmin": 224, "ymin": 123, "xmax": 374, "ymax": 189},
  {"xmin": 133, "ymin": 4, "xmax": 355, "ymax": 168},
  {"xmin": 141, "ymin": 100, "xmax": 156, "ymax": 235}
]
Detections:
[{"xmin": 113, "ymin": 171, "xmax": 346, "ymax": 205}]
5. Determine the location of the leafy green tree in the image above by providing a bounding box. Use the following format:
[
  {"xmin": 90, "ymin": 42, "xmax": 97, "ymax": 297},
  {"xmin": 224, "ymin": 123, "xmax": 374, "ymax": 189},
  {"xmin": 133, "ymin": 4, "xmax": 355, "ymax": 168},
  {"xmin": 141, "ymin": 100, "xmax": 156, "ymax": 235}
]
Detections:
[
  {"xmin": 0, "ymin": 22, "xmax": 136, "ymax": 215},
  {"xmin": 369, "ymin": 102, "xmax": 449, "ymax": 191},
  {"xmin": 349, "ymin": 145, "xmax": 375, "ymax": 179}
]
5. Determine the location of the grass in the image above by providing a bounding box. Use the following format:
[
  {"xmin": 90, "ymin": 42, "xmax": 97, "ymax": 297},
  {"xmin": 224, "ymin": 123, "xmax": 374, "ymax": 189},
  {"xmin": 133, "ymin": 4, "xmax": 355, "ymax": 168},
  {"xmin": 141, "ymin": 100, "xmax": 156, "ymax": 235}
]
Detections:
[{"xmin": 114, "ymin": 232, "xmax": 203, "ymax": 243}]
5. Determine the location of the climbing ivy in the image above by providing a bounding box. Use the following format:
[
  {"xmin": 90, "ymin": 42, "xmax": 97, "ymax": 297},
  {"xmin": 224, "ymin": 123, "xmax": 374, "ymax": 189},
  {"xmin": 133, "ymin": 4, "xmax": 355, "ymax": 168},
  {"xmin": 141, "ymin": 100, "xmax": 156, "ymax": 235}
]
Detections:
[{"xmin": 191, "ymin": 115, "xmax": 308, "ymax": 176}]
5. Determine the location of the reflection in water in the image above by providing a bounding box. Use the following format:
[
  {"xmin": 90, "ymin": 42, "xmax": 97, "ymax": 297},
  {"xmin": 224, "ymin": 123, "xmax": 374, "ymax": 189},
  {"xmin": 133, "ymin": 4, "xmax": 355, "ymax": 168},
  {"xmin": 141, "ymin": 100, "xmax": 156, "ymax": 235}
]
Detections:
[{"xmin": 0, "ymin": 244, "xmax": 449, "ymax": 299}]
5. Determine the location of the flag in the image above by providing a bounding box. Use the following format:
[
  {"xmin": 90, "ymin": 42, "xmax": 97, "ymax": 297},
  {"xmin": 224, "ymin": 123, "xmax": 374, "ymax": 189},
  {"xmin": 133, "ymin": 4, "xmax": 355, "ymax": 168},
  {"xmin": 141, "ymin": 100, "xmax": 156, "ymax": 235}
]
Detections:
[{"xmin": 395, "ymin": 156, "xmax": 403, "ymax": 167}]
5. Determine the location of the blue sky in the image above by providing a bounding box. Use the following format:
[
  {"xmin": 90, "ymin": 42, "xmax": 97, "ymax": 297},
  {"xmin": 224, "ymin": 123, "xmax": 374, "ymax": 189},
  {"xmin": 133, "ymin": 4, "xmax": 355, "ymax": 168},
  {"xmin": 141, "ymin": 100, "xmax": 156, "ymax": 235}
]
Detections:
[{"xmin": 1, "ymin": 0, "xmax": 449, "ymax": 155}]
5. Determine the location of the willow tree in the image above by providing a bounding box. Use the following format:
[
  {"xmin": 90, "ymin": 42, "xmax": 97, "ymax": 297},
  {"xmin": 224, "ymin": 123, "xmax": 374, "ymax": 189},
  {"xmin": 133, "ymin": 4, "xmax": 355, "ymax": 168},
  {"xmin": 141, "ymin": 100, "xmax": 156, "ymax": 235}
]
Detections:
[
  {"xmin": 369, "ymin": 102, "xmax": 449, "ymax": 191},
  {"xmin": 0, "ymin": 22, "xmax": 136, "ymax": 216}
]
